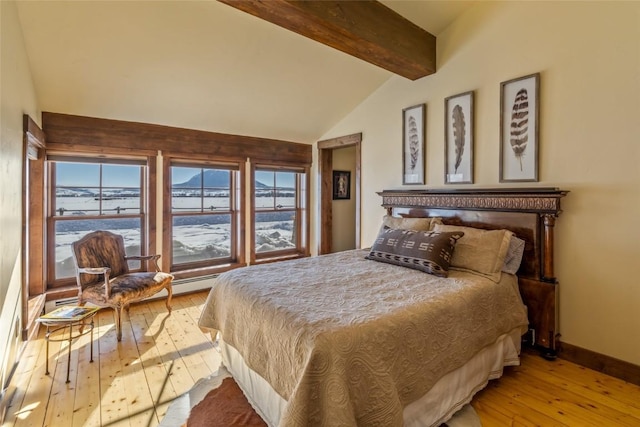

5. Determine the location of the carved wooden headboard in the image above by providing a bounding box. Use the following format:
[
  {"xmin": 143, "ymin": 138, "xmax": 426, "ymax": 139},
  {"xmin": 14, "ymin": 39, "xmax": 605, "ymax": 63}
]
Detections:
[{"xmin": 377, "ymin": 188, "xmax": 568, "ymax": 358}]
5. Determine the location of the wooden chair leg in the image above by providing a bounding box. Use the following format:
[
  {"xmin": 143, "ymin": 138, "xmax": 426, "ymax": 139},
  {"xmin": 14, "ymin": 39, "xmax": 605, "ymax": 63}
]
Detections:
[
  {"xmin": 165, "ymin": 283, "xmax": 173, "ymax": 313},
  {"xmin": 114, "ymin": 306, "xmax": 124, "ymax": 342},
  {"xmin": 78, "ymin": 301, "xmax": 87, "ymax": 334}
]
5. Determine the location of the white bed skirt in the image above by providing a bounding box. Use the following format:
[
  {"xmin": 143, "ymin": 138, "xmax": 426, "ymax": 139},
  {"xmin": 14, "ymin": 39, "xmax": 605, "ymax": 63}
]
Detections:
[{"xmin": 217, "ymin": 327, "xmax": 522, "ymax": 427}]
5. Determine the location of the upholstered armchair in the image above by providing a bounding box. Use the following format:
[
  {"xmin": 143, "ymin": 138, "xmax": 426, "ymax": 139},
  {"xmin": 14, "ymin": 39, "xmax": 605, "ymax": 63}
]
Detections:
[{"xmin": 71, "ymin": 230, "xmax": 173, "ymax": 341}]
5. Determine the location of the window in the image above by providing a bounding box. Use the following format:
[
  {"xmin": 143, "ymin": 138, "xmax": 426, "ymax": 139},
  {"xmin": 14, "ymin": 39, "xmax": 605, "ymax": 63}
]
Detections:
[
  {"xmin": 37, "ymin": 114, "xmax": 312, "ymax": 296},
  {"xmin": 48, "ymin": 157, "xmax": 147, "ymax": 288},
  {"xmin": 252, "ymin": 165, "xmax": 309, "ymax": 261},
  {"xmin": 167, "ymin": 161, "xmax": 242, "ymax": 272}
]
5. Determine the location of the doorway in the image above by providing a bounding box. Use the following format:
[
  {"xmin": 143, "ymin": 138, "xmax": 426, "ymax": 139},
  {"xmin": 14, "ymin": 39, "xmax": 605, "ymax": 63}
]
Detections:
[{"xmin": 317, "ymin": 133, "xmax": 361, "ymax": 255}]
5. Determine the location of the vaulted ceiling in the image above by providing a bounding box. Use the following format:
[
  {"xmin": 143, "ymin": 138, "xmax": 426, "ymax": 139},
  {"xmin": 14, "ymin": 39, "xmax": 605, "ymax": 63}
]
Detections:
[{"xmin": 16, "ymin": 1, "xmax": 475, "ymax": 143}]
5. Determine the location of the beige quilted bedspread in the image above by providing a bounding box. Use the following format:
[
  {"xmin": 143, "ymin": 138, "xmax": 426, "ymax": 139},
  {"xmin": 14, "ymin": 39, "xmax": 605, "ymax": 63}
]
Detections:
[{"xmin": 199, "ymin": 249, "xmax": 528, "ymax": 427}]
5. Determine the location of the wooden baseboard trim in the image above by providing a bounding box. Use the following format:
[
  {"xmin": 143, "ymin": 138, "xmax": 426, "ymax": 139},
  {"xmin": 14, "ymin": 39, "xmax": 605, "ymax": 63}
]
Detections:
[
  {"xmin": 559, "ymin": 341, "xmax": 640, "ymax": 387},
  {"xmin": 23, "ymin": 294, "xmax": 46, "ymax": 341}
]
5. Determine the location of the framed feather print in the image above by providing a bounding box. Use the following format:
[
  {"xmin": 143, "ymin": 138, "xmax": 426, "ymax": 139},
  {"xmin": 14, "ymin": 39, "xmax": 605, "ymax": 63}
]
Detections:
[
  {"xmin": 445, "ymin": 91, "xmax": 474, "ymax": 184},
  {"xmin": 402, "ymin": 103, "xmax": 426, "ymax": 185},
  {"xmin": 500, "ymin": 73, "xmax": 540, "ymax": 182}
]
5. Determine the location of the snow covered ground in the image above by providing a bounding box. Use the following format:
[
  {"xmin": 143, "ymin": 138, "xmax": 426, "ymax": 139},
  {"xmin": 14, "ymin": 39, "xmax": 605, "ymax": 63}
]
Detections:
[{"xmin": 54, "ymin": 196, "xmax": 295, "ymax": 278}]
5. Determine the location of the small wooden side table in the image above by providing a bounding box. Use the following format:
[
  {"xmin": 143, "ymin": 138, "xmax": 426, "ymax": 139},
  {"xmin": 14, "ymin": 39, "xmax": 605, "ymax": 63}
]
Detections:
[{"xmin": 37, "ymin": 306, "xmax": 100, "ymax": 383}]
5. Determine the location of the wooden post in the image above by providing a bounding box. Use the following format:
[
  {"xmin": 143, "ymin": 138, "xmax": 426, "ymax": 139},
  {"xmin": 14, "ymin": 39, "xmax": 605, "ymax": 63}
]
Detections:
[{"xmin": 542, "ymin": 214, "xmax": 556, "ymax": 282}]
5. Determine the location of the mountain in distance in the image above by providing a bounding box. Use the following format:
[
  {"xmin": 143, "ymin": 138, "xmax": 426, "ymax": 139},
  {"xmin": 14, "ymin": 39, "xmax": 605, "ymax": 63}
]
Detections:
[
  {"xmin": 174, "ymin": 169, "xmax": 230, "ymax": 188},
  {"xmin": 174, "ymin": 169, "xmax": 274, "ymax": 188},
  {"xmin": 56, "ymin": 171, "xmax": 281, "ymax": 196},
  {"xmin": 55, "ymin": 170, "xmax": 291, "ymax": 198}
]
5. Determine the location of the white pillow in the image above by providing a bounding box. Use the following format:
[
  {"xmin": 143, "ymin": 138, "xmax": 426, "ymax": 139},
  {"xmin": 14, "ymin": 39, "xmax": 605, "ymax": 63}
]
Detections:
[{"xmin": 502, "ymin": 236, "xmax": 526, "ymax": 275}]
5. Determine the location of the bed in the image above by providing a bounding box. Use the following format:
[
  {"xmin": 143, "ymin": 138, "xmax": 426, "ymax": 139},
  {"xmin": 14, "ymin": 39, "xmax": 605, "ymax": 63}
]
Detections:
[{"xmin": 199, "ymin": 188, "xmax": 567, "ymax": 426}]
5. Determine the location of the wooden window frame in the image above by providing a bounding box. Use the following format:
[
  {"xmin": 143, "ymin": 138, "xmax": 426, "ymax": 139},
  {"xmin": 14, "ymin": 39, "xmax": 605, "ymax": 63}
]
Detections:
[
  {"xmin": 46, "ymin": 154, "xmax": 152, "ymax": 289},
  {"xmin": 250, "ymin": 163, "xmax": 310, "ymax": 264},
  {"xmin": 163, "ymin": 157, "xmax": 246, "ymax": 279}
]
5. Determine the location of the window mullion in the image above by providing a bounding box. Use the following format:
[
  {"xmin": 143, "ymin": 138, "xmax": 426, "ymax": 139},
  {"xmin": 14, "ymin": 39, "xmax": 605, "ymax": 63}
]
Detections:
[
  {"xmin": 98, "ymin": 164, "xmax": 101, "ymax": 215},
  {"xmin": 272, "ymin": 173, "xmax": 277, "ymax": 210},
  {"xmin": 200, "ymin": 167, "xmax": 205, "ymax": 214}
]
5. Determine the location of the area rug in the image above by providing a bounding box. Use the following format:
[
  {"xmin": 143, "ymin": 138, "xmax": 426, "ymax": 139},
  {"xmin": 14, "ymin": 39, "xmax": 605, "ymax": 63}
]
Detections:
[{"xmin": 160, "ymin": 367, "xmax": 481, "ymax": 427}]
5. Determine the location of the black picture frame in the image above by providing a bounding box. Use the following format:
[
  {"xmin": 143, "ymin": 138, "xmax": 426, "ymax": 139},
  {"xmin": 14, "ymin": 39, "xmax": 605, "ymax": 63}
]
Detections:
[{"xmin": 332, "ymin": 170, "xmax": 351, "ymax": 200}]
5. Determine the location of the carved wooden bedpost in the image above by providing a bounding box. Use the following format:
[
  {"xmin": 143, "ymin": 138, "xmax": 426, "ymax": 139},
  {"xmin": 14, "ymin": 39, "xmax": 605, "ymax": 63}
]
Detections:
[{"xmin": 542, "ymin": 214, "xmax": 557, "ymax": 282}]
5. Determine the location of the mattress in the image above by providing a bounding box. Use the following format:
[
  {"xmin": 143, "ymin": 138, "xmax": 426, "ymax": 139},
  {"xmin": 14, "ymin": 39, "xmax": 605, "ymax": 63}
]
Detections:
[{"xmin": 217, "ymin": 327, "xmax": 522, "ymax": 427}]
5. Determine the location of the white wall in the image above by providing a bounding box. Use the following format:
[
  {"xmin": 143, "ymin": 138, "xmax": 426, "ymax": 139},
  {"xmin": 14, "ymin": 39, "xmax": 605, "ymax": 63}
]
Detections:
[
  {"xmin": 318, "ymin": 2, "xmax": 640, "ymax": 365},
  {"xmin": 0, "ymin": 0, "xmax": 40, "ymax": 396}
]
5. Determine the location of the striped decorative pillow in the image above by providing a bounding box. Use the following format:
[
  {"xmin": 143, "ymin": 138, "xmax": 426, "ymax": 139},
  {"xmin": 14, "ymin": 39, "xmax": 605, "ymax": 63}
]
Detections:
[{"xmin": 366, "ymin": 228, "xmax": 464, "ymax": 277}]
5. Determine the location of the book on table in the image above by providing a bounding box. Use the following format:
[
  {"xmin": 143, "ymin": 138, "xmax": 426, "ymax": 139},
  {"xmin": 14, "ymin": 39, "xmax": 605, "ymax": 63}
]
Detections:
[{"xmin": 39, "ymin": 305, "xmax": 100, "ymax": 322}]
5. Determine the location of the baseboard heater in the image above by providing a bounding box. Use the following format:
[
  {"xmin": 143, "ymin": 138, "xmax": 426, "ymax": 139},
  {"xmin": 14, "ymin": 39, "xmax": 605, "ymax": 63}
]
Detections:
[{"xmin": 44, "ymin": 274, "xmax": 218, "ymax": 313}]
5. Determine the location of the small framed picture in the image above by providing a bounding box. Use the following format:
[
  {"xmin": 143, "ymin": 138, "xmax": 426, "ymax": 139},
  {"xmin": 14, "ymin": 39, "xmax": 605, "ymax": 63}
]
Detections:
[
  {"xmin": 402, "ymin": 104, "xmax": 426, "ymax": 185},
  {"xmin": 332, "ymin": 170, "xmax": 351, "ymax": 200},
  {"xmin": 500, "ymin": 73, "xmax": 540, "ymax": 182},
  {"xmin": 444, "ymin": 91, "xmax": 474, "ymax": 184}
]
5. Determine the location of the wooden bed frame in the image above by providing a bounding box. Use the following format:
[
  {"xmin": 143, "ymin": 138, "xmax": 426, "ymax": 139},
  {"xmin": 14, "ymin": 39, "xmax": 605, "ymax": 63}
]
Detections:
[{"xmin": 378, "ymin": 188, "xmax": 568, "ymax": 359}]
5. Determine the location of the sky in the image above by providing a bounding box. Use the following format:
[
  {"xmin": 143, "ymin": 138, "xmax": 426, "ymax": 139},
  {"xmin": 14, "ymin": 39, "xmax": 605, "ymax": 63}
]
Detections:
[
  {"xmin": 55, "ymin": 162, "xmax": 295, "ymax": 188},
  {"xmin": 56, "ymin": 163, "xmax": 139, "ymax": 187}
]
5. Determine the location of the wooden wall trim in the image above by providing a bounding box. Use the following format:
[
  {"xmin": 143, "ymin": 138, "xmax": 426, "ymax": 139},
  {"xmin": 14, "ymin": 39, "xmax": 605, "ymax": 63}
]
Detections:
[
  {"xmin": 24, "ymin": 114, "xmax": 46, "ymax": 149},
  {"xmin": 354, "ymin": 141, "xmax": 361, "ymax": 249},
  {"xmin": 318, "ymin": 132, "xmax": 362, "ymax": 149},
  {"xmin": 26, "ymin": 157, "xmax": 45, "ymax": 297},
  {"xmin": 42, "ymin": 112, "xmax": 312, "ymax": 165},
  {"xmin": 377, "ymin": 188, "xmax": 568, "ymax": 214},
  {"xmin": 559, "ymin": 341, "xmax": 640, "ymax": 387},
  {"xmin": 318, "ymin": 149, "xmax": 333, "ymax": 255}
]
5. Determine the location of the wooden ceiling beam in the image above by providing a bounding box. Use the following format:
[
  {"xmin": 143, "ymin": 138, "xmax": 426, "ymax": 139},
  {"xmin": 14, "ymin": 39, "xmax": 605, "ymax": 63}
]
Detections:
[{"xmin": 218, "ymin": 0, "xmax": 436, "ymax": 80}]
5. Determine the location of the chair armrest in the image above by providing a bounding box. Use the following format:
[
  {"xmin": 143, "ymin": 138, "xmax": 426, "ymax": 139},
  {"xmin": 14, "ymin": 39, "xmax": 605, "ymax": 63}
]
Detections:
[
  {"xmin": 78, "ymin": 267, "xmax": 111, "ymax": 275},
  {"xmin": 126, "ymin": 254, "xmax": 162, "ymax": 271},
  {"xmin": 77, "ymin": 267, "xmax": 112, "ymax": 298},
  {"xmin": 127, "ymin": 254, "xmax": 161, "ymax": 264}
]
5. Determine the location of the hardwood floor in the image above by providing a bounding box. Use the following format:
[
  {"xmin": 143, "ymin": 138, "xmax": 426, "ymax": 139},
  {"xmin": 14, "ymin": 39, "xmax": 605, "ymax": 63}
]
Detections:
[
  {"xmin": 3, "ymin": 291, "xmax": 640, "ymax": 427},
  {"xmin": 474, "ymin": 353, "xmax": 640, "ymax": 426},
  {"xmin": 3, "ymin": 292, "xmax": 221, "ymax": 427}
]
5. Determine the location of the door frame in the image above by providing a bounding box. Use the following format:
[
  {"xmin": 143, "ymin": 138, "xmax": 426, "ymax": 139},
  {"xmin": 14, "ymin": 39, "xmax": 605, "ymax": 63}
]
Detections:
[{"xmin": 317, "ymin": 133, "xmax": 362, "ymax": 255}]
